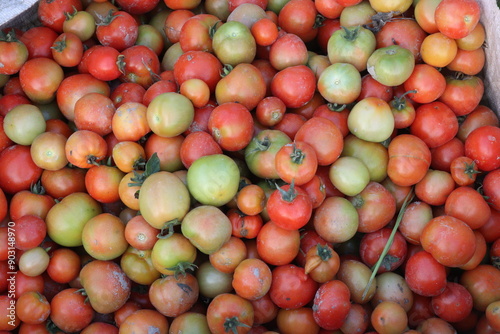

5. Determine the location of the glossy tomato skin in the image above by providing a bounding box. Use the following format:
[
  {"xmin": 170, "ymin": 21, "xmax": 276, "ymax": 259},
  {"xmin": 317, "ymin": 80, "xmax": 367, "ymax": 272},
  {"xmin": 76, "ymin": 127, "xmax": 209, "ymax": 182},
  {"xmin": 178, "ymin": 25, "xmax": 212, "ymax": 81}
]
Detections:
[
  {"xmin": 405, "ymin": 250, "xmax": 447, "ymax": 297},
  {"xmin": 483, "ymin": 169, "xmax": 500, "ymax": 211},
  {"xmin": 410, "ymin": 101, "xmax": 459, "ymax": 148},
  {"xmin": 266, "ymin": 183, "xmax": 312, "ymax": 230},
  {"xmin": 206, "ymin": 293, "xmax": 254, "ymax": 334}
]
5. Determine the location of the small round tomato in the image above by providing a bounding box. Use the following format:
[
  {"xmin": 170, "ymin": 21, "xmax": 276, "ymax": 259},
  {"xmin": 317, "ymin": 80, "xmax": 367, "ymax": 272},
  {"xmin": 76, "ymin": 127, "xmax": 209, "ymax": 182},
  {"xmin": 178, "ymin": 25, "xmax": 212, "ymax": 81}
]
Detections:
[
  {"xmin": 405, "ymin": 250, "xmax": 447, "ymax": 297},
  {"xmin": 266, "ymin": 182, "xmax": 312, "ymax": 231},
  {"xmin": 312, "ymin": 279, "xmax": 351, "ymax": 330},
  {"xmin": 206, "ymin": 293, "xmax": 254, "ymax": 334},
  {"xmin": 269, "ymin": 264, "xmax": 318, "ymax": 310}
]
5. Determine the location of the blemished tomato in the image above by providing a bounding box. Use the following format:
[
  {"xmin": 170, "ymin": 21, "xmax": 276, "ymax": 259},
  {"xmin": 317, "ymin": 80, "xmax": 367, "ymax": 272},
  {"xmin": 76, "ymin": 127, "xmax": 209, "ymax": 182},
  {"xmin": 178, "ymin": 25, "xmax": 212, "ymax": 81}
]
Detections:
[
  {"xmin": 405, "ymin": 250, "xmax": 447, "ymax": 297},
  {"xmin": 266, "ymin": 182, "xmax": 312, "ymax": 230},
  {"xmin": 269, "ymin": 264, "xmax": 318, "ymax": 309},
  {"xmin": 15, "ymin": 291, "xmax": 50, "ymax": 325},
  {"xmin": 149, "ymin": 273, "xmax": 199, "ymax": 317},
  {"xmin": 50, "ymin": 288, "xmax": 95, "ymax": 333},
  {"xmin": 257, "ymin": 221, "xmax": 300, "ymax": 266},
  {"xmin": 312, "ymin": 279, "xmax": 351, "ymax": 330}
]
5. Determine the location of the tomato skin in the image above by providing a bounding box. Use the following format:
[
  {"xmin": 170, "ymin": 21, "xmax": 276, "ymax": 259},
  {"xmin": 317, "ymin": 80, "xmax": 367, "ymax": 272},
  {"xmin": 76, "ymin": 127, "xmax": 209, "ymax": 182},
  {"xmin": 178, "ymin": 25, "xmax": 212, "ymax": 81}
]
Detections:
[
  {"xmin": 387, "ymin": 134, "xmax": 431, "ymax": 187},
  {"xmin": 464, "ymin": 126, "xmax": 500, "ymax": 172},
  {"xmin": 208, "ymin": 102, "xmax": 254, "ymax": 152},
  {"xmin": 19, "ymin": 57, "xmax": 64, "ymax": 104},
  {"xmin": 0, "ymin": 145, "xmax": 43, "ymax": 194},
  {"xmin": 421, "ymin": 215, "xmax": 476, "ymax": 268},
  {"xmin": 312, "ymin": 279, "xmax": 351, "ymax": 330},
  {"xmin": 483, "ymin": 169, "xmax": 500, "ymax": 211},
  {"xmin": 41, "ymin": 167, "xmax": 87, "ymax": 200},
  {"xmin": 405, "ymin": 250, "xmax": 447, "ymax": 297},
  {"xmin": 256, "ymin": 221, "xmax": 300, "ymax": 266},
  {"xmin": 271, "ymin": 65, "xmax": 316, "ymax": 108},
  {"xmin": 149, "ymin": 273, "xmax": 199, "ymax": 317},
  {"xmin": 438, "ymin": 75, "xmax": 484, "ymax": 117},
  {"xmin": 0, "ymin": 32, "xmax": 29, "ymax": 75},
  {"xmin": 38, "ymin": 0, "xmax": 83, "ymax": 33},
  {"xmin": 96, "ymin": 11, "xmax": 138, "ymax": 51},
  {"xmin": 434, "ymin": 0, "xmax": 481, "ymax": 39},
  {"xmin": 360, "ymin": 228, "xmax": 407, "ymax": 274},
  {"xmin": 266, "ymin": 183, "xmax": 313, "ymax": 230},
  {"xmin": 50, "ymin": 288, "xmax": 95, "ymax": 333},
  {"xmin": 207, "ymin": 293, "xmax": 254, "ymax": 334},
  {"xmin": 460, "ymin": 264, "xmax": 500, "ymax": 312},
  {"xmin": 269, "ymin": 264, "xmax": 318, "ymax": 309}
]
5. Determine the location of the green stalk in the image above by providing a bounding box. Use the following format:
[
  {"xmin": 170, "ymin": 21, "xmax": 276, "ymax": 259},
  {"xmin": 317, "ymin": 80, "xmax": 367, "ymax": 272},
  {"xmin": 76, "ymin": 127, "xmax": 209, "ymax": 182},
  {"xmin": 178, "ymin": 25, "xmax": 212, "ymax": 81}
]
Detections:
[{"xmin": 361, "ymin": 188, "xmax": 414, "ymax": 301}]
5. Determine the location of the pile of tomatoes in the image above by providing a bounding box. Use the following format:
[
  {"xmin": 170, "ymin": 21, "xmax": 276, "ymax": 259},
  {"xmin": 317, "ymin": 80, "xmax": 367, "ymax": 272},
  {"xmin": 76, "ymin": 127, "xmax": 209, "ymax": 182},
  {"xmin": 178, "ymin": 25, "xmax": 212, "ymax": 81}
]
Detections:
[{"xmin": 1, "ymin": 0, "xmax": 500, "ymax": 332}]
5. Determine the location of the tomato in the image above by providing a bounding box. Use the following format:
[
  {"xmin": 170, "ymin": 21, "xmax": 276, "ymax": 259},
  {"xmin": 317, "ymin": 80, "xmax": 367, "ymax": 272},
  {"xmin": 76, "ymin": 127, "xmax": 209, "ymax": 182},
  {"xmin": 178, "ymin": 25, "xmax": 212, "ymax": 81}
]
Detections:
[
  {"xmin": 304, "ymin": 243, "xmax": 340, "ymax": 283},
  {"xmin": 434, "ymin": 0, "xmax": 481, "ymax": 39},
  {"xmin": 464, "ymin": 125, "xmax": 500, "ymax": 171},
  {"xmin": 0, "ymin": 145, "xmax": 43, "ymax": 194},
  {"xmin": 95, "ymin": 10, "xmax": 138, "ymax": 51},
  {"xmin": 56, "ymin": 73, "xmax": 110, "ymax": 122},
  {"xmin": 271, "ymin": 65, "xmax": 316, "ymax": 108},
  {"xmin": 329, "ymin": 156, "xmax": 370, "ymax": 196},
  {"xmin": 46, "ymin": 248, "xmax": 81, "ymax": 284},
  {"xmin": 236, "ymin": 184, "xmax": 266, "ymax": 216},
  {"xmin": 3, "ymin": 104, "xmax": 46, "ymax": 146},
  {"xmin": 124, "ymin": 215, "xmax": 159, "ymax": 251},
  {"xmin": 80, "ymin": 260, "xmax": 131, "ymax": 314},
  {"xmin": 405, "ymin": 250, "xmax": 447, "ymax": 297},
  {"xmin": 414, "ymin": 0, "xmax": 442, "ymax": 33},
  {"xmin": 63, "ymin": 9, "xmax": 96, "ymax": 42},
  {"xmin": 214, "ymin": 20, "xmax": 258, "ymax": 66},
  {"xmin": 208, "ymin": 102, "xmax": 254, "ymax": 152},
  {"xmin": 447, "ymin": 47, "xmax": 485, "ymax": 76},
  {"xmin": 227, "ymin": 209, "xmax": 263, "ymax": 240},
  {"xmin": 139, "ymin": 171, "xmax": 191, "ymax": 229},
  {"xmin": 19, "ymin": 57, "xmax": 64, "ymax": 104},
  {"xmin": 147, "ymin": 92, "xmax": 194, "ymax": 138},
  {"xmin": 187, "ymin": 154, "xmax": 240, "ymax": 207},
  {"xmin": 460, "ymin": 265, "xmax": 500, "ymax": 312},
  {"xmin": 197, "ymin": 261, "xmax": 234, "ymax": 299},
  {"xmin": 312, "ymin": 279, "xmax": 351, "ymax": 330},
  {"xmin": 231, "ymin": 258, "xmax": 272, "ymax": 301},
  {"xmin": 11, "ymin": 215, "xmax": 46, "ymax": 251},
  {"xmin": 15, "ymin": 291, "xmax": 50, "ymax": 325},
  {"xmin": 313, "ymin": 196, "xmax": 359, "ymax": 243},
  {"xmin": 376, "ymin": 19, "xmax": 427, "ymax": 62},
  {"xmin": 0, "ymin": 30, "xmax": 29, "ymax": 75},
  {"xmin": 439, "ymin": 75, "xmax": 484, "ymax": 117},
  {"xmin": 41, "ymin": 167, "xmax": 87, "ymax": 199},
  {"xmin": 46, "ymin": 192, "xmax": 102, "ymax": 247},
  {"xmin": 387, "ymin": 134, "xmax": 431, "ymax": 187},
  {"xmin": 30, "ymin": 132, "xmax": 68, "ymax": 171},
  {"xmin": 367, "ymin": 45, "xmax": 415, "ymax": 87},
  {"xmin": 50, "ymin": 288, "xmax": 94, "ymax": 333},
  {"xmin": 207, "ymin": 293, "xmax": 254, "ymax": 334},
  {"xmin": 85, "ymin": 45, "xmax": 121, "ymax": 81},
  {"xmin": 38, "ymin": 0, "xmax": 83, "ymax": 33},
  {"xmin": 483, "ymin": 169, "xmax": 500, "ymax": 211},
  {"xmin": 81, "ymin": 213, "xmax": 128, "ymax": 260},
  {"xmin": 456, "ymin": 21, "xmax": 486, "ymax": 50},
  {"xmin": 445, "ymin": 186, "xmax": 491, "ymax": 230},
  {"xmin": 358, "ymin": 73, "xmax": 394, "ymax": 103},
  {"xmin": 430, "ymin": 137, "xmax": 465, "ymax": 172},
  {"xmin": 19, "ymin": 26, "xmax": 58, "ymax": 59},
  {"xmin": 0, "ymin": 189, "xmax": 6, "ymax": 222},
  {"xmin": 209, "ymin": 236, "xmax": 247, "ymax": 274},
  {"xmin": 74, "ymin": 92, "xmax": 114, "ymax": 136},
  {"xmin": 328, "ymin": 25, "xmax": 375, "ymax": 72},
  {"xmin": 151, "ymin": 232, "xmax": 197, "ymax": 276},
  {"xmin": 18, "ymin": 246, "xmax": 50, "ymax": 277},
  {"xmin": 276, "ymin": 307, "xmax": 320, "ymax": 334},
  {"xmin": 414, "ymin": 169, "xmax": 455, "ymax": 206},
  {"xmin": 278, "ymin": 0, "xmax": 318, "ymax": 42},
  {"xmin": 318, "ymin": 63, "xmax": 362, "ymax": 105},
  {"xmin": 403, "ymin": 64, "xmax": 446, "ymax": 104},
  {"xmin": 420, "ymin": 32, "xmax": 458, "ymax": 68},
  {"xmin": 119, "ymin": 309, "xmax": 169, "ymax": 334},
  {"xmin": 348, "ymin": 97, "xmax": 395, "ymax": 143},
  {"xmin": 457, "ymin": 105, "xmax": 500, "ymax": 142},
  {"xmin": 256, "ymin": 221, "xmax": 300, "ymax": 266},
  {"xmin": 149, "ymin": 273, "xmax": 199, "ymax": 317},
  {"xmin": 421, "ymin": 215, "xmax": 476, "ymax": 267},
  {"xmin": 268, "ymin": 264, "xmax": 318, "ymax": 310},
  {"xmin": 51, "ymin": 32, "xmax": 83, "ymax": 67},
  {"xmin": 119, "ymin": 45, "xmax": 161, "ymax": 88}
]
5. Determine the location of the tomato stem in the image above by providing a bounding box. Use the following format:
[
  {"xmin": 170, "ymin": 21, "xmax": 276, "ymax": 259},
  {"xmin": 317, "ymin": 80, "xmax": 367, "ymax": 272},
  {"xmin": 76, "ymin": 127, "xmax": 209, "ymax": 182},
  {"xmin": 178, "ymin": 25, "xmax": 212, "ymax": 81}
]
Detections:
[
  {"xmin": 361, "ymin": 188, "xmax": 414, "ymax": 302},
  {"xmin": 223, "ymin": 316, "xmax": 251, "ymax": 334},
  {"xmin": 390, "ymin": 90, "xmax": 416, "ymax": 111},
  {"xmin": 316, "ymin": 244, "xmax": 332, "ymax": 261},
  {"xmin": 166, "ymin": 261, "xmax": 198, "ymax": 279},
  {"xmin": 327, "ymin": 103, "xmax": 347, "ymax": 112},
  {"xmin": 290, "ymin": 143, "xmax": 305, "ymax": 165},
  {"xmin": 276, "ymin": 179, "xmax": 297, "ymax": 202},
  {"xmin": 157, "ymin": 219, "xmax": 181, "ymax": 239},
  {"xmin": 340, "ymin": 25, "xmax": 360, "ymax": 41}
]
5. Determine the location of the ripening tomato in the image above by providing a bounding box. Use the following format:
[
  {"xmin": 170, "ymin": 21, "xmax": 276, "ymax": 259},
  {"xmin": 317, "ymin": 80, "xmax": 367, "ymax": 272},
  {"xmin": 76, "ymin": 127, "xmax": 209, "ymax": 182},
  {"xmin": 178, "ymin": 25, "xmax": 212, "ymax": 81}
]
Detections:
[
  {"xmin": 434, "ymin": 0, "xmax": 481, "ymax": 39},
  {"xmin": 405, "ymin": 250, "xmax": 447, "ymax": 297},
  {"xmin": 95, "ymin": 11, "xmax": 138, "ymax": 51},
  {"xmin": 266, "ymin": 182, "xmax": 312, "ymax": 230},
  {"xmin": 0, "ymin": 145, "xmax": 43, "ymax": 195}
]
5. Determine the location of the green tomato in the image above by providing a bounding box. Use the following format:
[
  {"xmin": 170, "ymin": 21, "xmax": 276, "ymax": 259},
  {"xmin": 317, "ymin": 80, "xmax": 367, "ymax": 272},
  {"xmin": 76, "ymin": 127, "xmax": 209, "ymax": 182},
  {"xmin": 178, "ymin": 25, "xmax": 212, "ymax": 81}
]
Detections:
[
  {"xmin": 329, "ymin": 156, "xmax": 370, "ymax": 196},
  {"xmin": 3, "ymin": 104, "xmax": 46, "ymax": 145},
  {"xmin": 348, "ymin": 97, "xmax": 395, "ymax": 143},
  {"xmin": 317, "ymin": 63, "xmax": 362, "ymax": 105},
  {"xmin": 46, "ymin": 192, "xmax": 102, "ymax": 247},
  {"xmin": 187, "ymin": 154, "xmax": 240, "ymax": 206},
  {"xmin": 327, "ymin": 25, "xmax": 376, "ymax": 71},
  {"xmin": 367, "ymin": 45, "xmax": 415, "ymax": 86},
  {"xmin": 147, "ymin": 92, "xmax": 194, "ymax": 138},
  {"xmin": 139, "ymin": 171, "xmax": 191, "ymax": 229},
  {"xmin": 212, "ymin": 21, "xmax": 256, "ymax": 66}
]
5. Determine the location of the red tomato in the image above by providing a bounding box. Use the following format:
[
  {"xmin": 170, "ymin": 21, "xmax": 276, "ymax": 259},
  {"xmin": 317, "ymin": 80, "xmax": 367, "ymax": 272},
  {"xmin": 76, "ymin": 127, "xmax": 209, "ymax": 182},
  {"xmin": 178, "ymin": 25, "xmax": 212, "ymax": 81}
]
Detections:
[
  {"xmin": 405, "ymin": 250, "xmax": 447, "ymax": 297},
  {"xmin": 278, "ymin": 0, "xmax": 318, "ymax": 42},
  {"xmin": 206, "ymin": 293, "xmax": 254, "ymax": 334},
  {"xmin": 95, "ymin": 11, "xmax": 138, "ymax": 51},
  {"xmin": 271, "ymin": 65, "xmax": 316, "ymax": 108},
  {"xmin": 421, "ymin": 215, "xmax": 476, "ymax": 267},
  {"xmin": 483, "ymin": 169, "xmax": 500, "ymax": 211},
  {"xmin": 19, "ymin": 26, "xmax": 58, "ymax": 59},
  {"xmin": 0, "ymin": 145, "xmax": 43, "ymax": 194},
  {"xmin": 256, "ymin": 221, "xmax": 300, "ymax": 266},
  {"xmin": 269, "ymin": 264, "xmax": 318, "ymax": 309},
  {"xmin": 434, "ymin": 0, "xmax": 481, "ymax": 39},
  {"xmin": 360, "ymin": 228, "xmax": 407, "ymax": 273},
  {"xmin": 312, "ymin": 280, "xmax": 351, "ymax": 330},
  {"xmin": 38, "ymin": 0, "xmax": 83, "ymax": 33},
  {"xmin": 173, "ymin": 50, "xmax": 223, "ymax": 93},
  {"xmin": 266, "ymin": 182, "xmax": 312, "ymax": 230},
  {"xmin": 64, "ymin": 130, "xmax": 108, "ymax": 169},
  {"xmin": 274, "ymin": 141, "xmax": 318, "ymax": 185},
  {"xmin": 464, "ymin": 125, "xmax": 500, "ymax": 171},
  {"xmin": 208, "ymin": 102, "xmax": 254, "ymax": 152}
]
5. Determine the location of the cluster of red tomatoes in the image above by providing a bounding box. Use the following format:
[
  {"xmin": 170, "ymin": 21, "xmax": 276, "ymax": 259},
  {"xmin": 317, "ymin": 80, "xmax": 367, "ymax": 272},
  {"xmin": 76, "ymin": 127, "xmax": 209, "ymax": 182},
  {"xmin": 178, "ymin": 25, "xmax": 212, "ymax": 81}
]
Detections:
[{"xmin": 1, "ymin": 0, "xmax": 500, "ymax": 332}]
